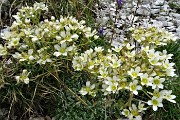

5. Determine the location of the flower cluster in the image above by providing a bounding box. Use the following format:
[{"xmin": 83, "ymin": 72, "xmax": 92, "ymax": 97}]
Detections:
[
  {"xmin": 72, "ymin": 27, "xmax": 177, "ymax": 119},
  {"xmin": 122, "ymin": 102, "xmax": 147, "ymax": 120},
  {"xmin": 0, "ymin": 2, "xmax": 98, "ymax": 84}
]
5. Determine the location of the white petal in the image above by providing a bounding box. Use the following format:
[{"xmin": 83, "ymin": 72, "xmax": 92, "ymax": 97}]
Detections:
[
  {"xmin": 158, "ymin": 103, "xmax": 163, "ymax": 107},
  {"xmin": 153, "ymin": 106, "xmax": 158, "ymax": 111},
  {"xmin": 169, "ymin": 99, "xmax": 176, "ymax": 103},
  {"xmin": 86, "ymin": 81, "xmax": 90, "ymax": 86},
  {"xmin": 53, "ymin": 52, "xmax": 61, "ymax": 57},
  {"xmin": 91, "ymin": 84, "xmax": 95, "ymax": 89},
  {"xmin": 60, "ymin": 31, "xmax": 66, "ymax": 38},
  {"xmin": 133, "ymin": 90, "xmax": 138, "ymax": 95},
  {"xmin": 147, "ymin": 100, "xmax": 152, "ymax": 105},
  {"xmin": 61, "ymin": 42, "xmax": 66, "ymax": 48},
  {"xmin": 54, "ymin": 44, "xmax": 60, "ymax": 50},
  {"xmin": 158, "ymin": 84, "xmax": 164, "ymax": 89}
]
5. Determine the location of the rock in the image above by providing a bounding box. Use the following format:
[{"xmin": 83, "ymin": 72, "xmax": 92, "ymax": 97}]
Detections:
[
  {"xmin": 137, "ymin": 6, "xmax": 151, "ymax": 16},
  {"xmin": 172, "ymin": 13, "xmax": 180, "ymax": 20},
  {"xmin": 29, "ymin": 117, "xmax": 45, "ymax": 120},
  {"xmin": 154, "ymin": 0, "xmax": 165, "ymax": 6},
  {"xmin": 167, "ymin": 26, "xmax": 176, "ymax": 32},
  {"xmin": 162, "ymin": 4, "xmax": 170, "ymax": 12},
  {"xmin": 160, "ymin": 12, "xmax": 168, "ymax": 16},
  {"xmin": 157, "ymin": 16, "xmax": 166, "ymax": 21},
  {"xmin": 176, "ymin": 27, "xmax": 180, "ymax": 37},
  {"xmin": 150, "ymin": 20, "xmax": 164, "ymax": 27},
  {"xmin": 151, "ymin": 5, "xmax": 161, "ymax": 9},
  {"xmin": 151, "ymin": 9, "xmax": 160, "ymax": 14},
  {"xmin": 162, "ymin": 21, "xmax": 174, "ymax": 27},
  {"xmin": 176, "ymin": 20, "xmax": 180, "ymax": 27},
  {"xmin": 120, "ymin": 15, "xmax": 126, "ymax": 20}
]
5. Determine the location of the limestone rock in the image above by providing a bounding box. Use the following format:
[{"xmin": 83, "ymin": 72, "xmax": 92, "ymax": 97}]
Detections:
[{"xmin": 154, "ymin": 0, "xmax": 165, "ymax": 6}]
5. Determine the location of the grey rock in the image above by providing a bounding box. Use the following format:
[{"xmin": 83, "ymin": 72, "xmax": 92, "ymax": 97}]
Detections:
[
  {"xmin": 157, "ymin": 16, "xmax": 166, "ymax": 21},
  {"xmin": 151, "ymin": 9, "xmax": 160, "ymax": 14},
  {"xmin": 162, "ymin": 4, "xmax": 170, "ymax": 12},
  {"xmin": 176, "ymin": 27, "xmax": 180, "ymax": 37},
  {"xmin": 172, "ymin": 13, "xmax": 180, "ymax": 19},
  {"xmin": 137, "ymin": 6, "xmax": 151, "ymax": 16},
  {"xmin": 176, "ymin": 20, "xmax": 180, "ymax": 27},
  {"xmin": 163, "ymin": 21, "xmax": 174, "ymax": 27},
  {"xmin": 167, "ymin": 26, "xmax": 176, "ymax": 31},
  {"xmin": 154, "ymin": 0, "xmax": 165, "ymax": 6},
  {"xmin": 151, "ymin": 5, "xmax": 161, "ymax": 9},
  {"xmin": 160, "ymin": 12, "xmax": 169, "ymax": 16}
]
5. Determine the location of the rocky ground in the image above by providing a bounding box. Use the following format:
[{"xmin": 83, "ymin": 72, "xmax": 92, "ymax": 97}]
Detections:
[{"xmin": 96, "ymin": 0, "xmax": 180, "ymax": 43}]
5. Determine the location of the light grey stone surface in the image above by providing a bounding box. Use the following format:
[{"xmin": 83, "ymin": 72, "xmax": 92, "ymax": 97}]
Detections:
[{"xmin": 96, "ymin": 0, "xmax": 180, "ymax": 42}]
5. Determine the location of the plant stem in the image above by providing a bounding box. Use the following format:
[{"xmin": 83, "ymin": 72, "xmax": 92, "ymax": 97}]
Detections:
[{"xmin": 49, "ymin": 70, "xmax": 88, "ymax": 106}]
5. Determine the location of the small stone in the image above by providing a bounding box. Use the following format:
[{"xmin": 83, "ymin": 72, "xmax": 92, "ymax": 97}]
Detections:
[
  {"xmin": 157, "ymin": 16, "xmax": 166, "ymax": 21},
  {"xmin": 172, "ymin": 13, "xmax": 180, "ymax": 20},
  {"xmin": 176, "ymin": 20, "xmax": 180, "ymax": 27},
  {"xmin": 150, "ymin": 20, "xmax": 164, "ymax": 27},
  {"xmin": 137, "ymin": 6, "xmax": 151, "ymax": 16},
  {"xmin": 162, "ymin": 21, "xmax": 174, "ymax": 27},
  {"xmin": 120, "ymin": 15, "xmax": 126, "ymax": 20},
  {"xmin": 162, "ymin": 4, "xmax": 170, "ymax": 12},
  {"xmin": 167, "ymin": 26, "xmax": 176, "ymax": 32},
  {"xmin": 151, "ymin": 9, "xmax": 160, "ymax": 14},
  {"xmin": 151, "ymin": 5, "xmax": 161, "ymax": 9},
  {"xmin": 160, "ymin": 12, "xmax": 168, "ymax": 16},
  {"xmin": 176, "ymin": 27, "xmax": 180, "ymax": 37},
  {"xmin": 154, "ymin": 0, "xmax": 165, "ymax": 6}
]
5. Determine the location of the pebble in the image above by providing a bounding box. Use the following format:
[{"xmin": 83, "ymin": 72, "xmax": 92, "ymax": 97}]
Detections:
[
  {"xmin": 151, "ymin": 9, "xmax": 160, "ymax": 14},
  {"xmin": 172, "ymin": 13, "xmax": 180, "ymax": 19},
  {"xmin": 154, "ymin": 0, "xmax": 165, "ymax": 6},
  {"xmin": 137, "ymin": 7, "xmax": 151, "ymax": 16},
  {"xmin": 176, "ymin": 20, "xmax": 180, "ymax": 27},
  {"xmin": 163, "ymin": 21, "xmax": 174, "ymax": 27},
  {"xmin": 157, "ymin": 16, "xmax": 166, "ymax": 21}
]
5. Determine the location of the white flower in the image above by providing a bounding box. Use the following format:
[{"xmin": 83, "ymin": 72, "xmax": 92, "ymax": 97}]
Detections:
[
  {"xmin": 138, "ymin": 102, "xmax": 147, "ymax": 112},
  {"xmin": 53, "ymin": 43, "xmax": 73, "ymax": 57},
  {"xmin": 98, "ymin": 69, "xmax": 109, "ymax": 79},
  {"xmin": 71, "ymin": 34, "xmax": 79, "ymax": 40},
  {"xmin": 162, "ymin": 60, "xmax": 175, "ymax": 70},
  {"xmin": 56, "ymin": 36, "xmax": 61, "ymax": 40},
  {"xmin": 146, "ymin": 49, "xmax": 158, "ymax": 59},
  {"xmin": 0, "ymin": 44, "xmax": 7, "ymax": 56},
  {"xmin": 15, "ymin": 69, "xmax": 30, "ymax": 84},
  {"xmin": 12, "ymin": 52, "xmax": 22, "ymax": 59},
  {"xmin": 126, "ymin": 50, "xmax": 136, "ymax": 58},
  {"xmin": 129, "ymin": 80, "xmax": 142, "ymax": 95},
  {"xmin": 153, "ymin": 89, "xmax": 165, "ymax": 98},
  {"xmin": 152, "ymin": 76, "xmax": 165, "ymax": 89},
  {"xmin": 126, "ymin": 43, "xmax": 135, "ymax": 50},
  {"xmin": 147, "ymin": 97, "xmax": 163, "ymax": 111},
  {"xmin": 1, "ymin": 27, "xmax": 11, "ymax": 40},
  {"xmin": 166, "ymin": 68, "xmax": 176, "ymax": 77},
  {"xmin": 112, "ymin": 45, "xmax": 123, "ymax": 52},
  {"xmin": 140, "ymin": 73, "xmax": 152, "ymax": 86},
  {"xmin": 162, "ymin": 90, "xmax": 176, "ymax": 103},
  {"xmin": 7, "ymin": 38, "xmax": 20, "ymax": 48},
  {"xmin": 28, "ymin": 49, "xmax": 35, "ymax": 60},
  {"xmin": 149, "ymin": 57, "xmax": 161, "ymax": 66},
  {"xmin": 128, "ymin": 67, "xmax": 143, "ymax": 79},
  {"xmin": 122, "ymin": 109, "xmax": 130, "ymax": 117},
  {"xmin": 79, "ymin": 81, "xmax": 96, "ymax": 96},
  {"xmin": 94, "ymin": 46, "xmax": 104, "ymax": 53},
  {"xmin": 110, "ymin": 59, "xmax": 121, "ymax": 68},
  {"xmin": 106, "ymin": 82, "xmax": 118, "ymax": 93}
]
